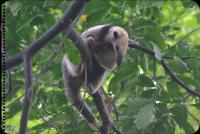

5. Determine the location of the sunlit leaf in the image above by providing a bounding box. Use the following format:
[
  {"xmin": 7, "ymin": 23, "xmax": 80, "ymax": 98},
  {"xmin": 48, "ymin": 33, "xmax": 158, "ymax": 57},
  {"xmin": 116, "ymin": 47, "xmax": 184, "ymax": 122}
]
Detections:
[{"xmin": 135, "ymin": 102, "xmax": 155, "ymax": 129}]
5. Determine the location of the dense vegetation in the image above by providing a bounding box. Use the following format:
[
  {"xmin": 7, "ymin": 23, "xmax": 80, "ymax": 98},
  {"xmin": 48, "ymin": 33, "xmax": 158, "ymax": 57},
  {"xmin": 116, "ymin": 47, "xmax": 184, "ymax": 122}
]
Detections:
[{"xmin": 3, "ymin": 0, "xmax": 200, "ymax": 134}]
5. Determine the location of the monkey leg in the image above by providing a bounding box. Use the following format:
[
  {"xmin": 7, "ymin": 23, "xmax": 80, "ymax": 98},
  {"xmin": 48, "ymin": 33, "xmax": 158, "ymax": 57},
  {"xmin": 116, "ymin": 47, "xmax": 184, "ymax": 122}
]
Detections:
[
  {"xmin": 62, "ymin": 55, "xmax": 99, "ymax": 130},
  {"xmin": 91, "ymin": 90, "xmax": 121, "ymax": 134}
]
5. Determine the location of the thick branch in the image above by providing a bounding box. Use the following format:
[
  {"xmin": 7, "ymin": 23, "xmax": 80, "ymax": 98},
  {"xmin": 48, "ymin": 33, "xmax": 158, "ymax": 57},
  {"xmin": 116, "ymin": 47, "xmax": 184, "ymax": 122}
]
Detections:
[
  {"xmin": 19, "ymin": 53, "xmax": 33, "ymax": 134},
  {"xmin": 128, "ymin": 40, "xmax": 154, "ymax": 56},
  {"xmin": 6, "ymin": 1, "xmax": 88, "ymax": 133},
  {"xmin": 92, "ymin": 90, "xmax": 121, "ymax": 134},
  {"xmin": 128, "ymin": 40, "xmax": 200, "ymax": 98},
  {"xmin": 67, "ymin": 28, "xmax": 93, "ymax": 76},
  {"xmin": 92, "ymin": 91, "xmax": 110, "ymax": 134},
  {"xmin": 5, "ymin": 0, "xmax": 86, "ymax": 70},
  {"xmin": 128, "ymin": 40, "xmax": 198, "ymax": 60},
  {"xmin": 5, "ymin": 53, "xmax": 23, "ymax": 70}
]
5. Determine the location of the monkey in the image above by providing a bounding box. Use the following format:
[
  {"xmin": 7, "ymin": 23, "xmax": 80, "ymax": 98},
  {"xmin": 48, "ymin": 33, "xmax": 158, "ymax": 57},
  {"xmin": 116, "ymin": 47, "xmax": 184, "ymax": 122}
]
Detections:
[{"xmin": 62, "ymin": 24, "xmax": 128, "ymax": 133}]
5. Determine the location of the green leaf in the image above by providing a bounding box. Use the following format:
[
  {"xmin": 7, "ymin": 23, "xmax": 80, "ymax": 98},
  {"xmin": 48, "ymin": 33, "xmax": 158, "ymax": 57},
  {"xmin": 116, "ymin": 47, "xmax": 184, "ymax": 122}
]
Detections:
[
  {"xmin": 152, "ymin": 42, "xmax": 163, "ymax": 61},
  {"xmin": 164, "ymin": 45, "xmax": 176, "ymax": 57},
  {"xmin": 108, "ymin": 61, "xmax": 137, "ymax": 93},
  {"xmin": 145, "ymin": 26, "xmax": 165, "ymax": 48},
  {"xmin": 173, "ymin": 56, "xmax": 190, "ymax": 72},
  {"xmin": 170, "ymin": 105, "xmax": 188, "ymax": 120},
  {"xmin": 6, "ymin": 101, "xmax": 22, "ymax": 119},
  {"xmin": 140, "ymin": 89, "xmax": 156, "ymax": 98},
  {"xmin": 153, "ymin": 118, "xmax": 175, "ymax": 134},
  {"xmin": 177, "ymin": 42, "xmax": 190, "ymax": 57},
  {"xmin": 173, "ymin": 116, "xmax": 195, "ymax": 134},
  {"xmin": 120, "ymin": 98, "xmax": 153, "ymax": 118},
  {"xmin": 157, "ymin": 90, "xmax": 171, "ymax": 102},
  {"xmin": 123, "ymin": 77, "xmax": 138, "ymax": 91},
  {"xmin": 167, "ymin": 80, "xmax": 184, "ymax": 97},
  {"xmin": 43, "ymin": 13, "xmax": 56, "ymax": 28},
  {"xmin": 30, "ymin": 123, "xmax": 48, "ymax": 132},
  {"xmin": 30, "ymin": 16, "xmax": 44, "ymax": 26},
  {"xmin": 135, "ymin": 102, "xmax": 155, "ymax": 129},
  {"xmin": 137, "ymin": 75, "xmax": 155, "ymax": 87}
]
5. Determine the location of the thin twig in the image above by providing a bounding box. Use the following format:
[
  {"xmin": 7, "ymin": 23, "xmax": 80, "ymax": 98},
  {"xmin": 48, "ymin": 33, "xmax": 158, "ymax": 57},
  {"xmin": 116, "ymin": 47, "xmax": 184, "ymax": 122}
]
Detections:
[
  {"xmin": 5, "ymin": 0, "xmax": 87, "ymax": 70},
  {"xmin": 128, "ymin": 39, "xmax": 200, "ymax": 98},
  {"xmin": 39, "ymin": 18, "xmax": 83, "ymax": 75},
  {"xmin": 5, "ymin": 2, "xmax": 88, "ymax": 134},
  {"xmin": 160, "ymin": 59, "xmax": 200, "ymax": 97},
  {"xmin": 39, "ymin": 25, "xmax": 72, "ymax": 74},
  {"xmin": 6, "ymin": 91, "xmax": 27, "ymax": 108},
  {"xmin": 174, "ymin": 27, "xmax": 200, "ymax": 46},
  {"xmin": 128, "ymin": 39, "xmax": 199, "ymax": 61},
  {"xmin": 170, "ymin": 93, "xmax": 190, "ymax": 103}
]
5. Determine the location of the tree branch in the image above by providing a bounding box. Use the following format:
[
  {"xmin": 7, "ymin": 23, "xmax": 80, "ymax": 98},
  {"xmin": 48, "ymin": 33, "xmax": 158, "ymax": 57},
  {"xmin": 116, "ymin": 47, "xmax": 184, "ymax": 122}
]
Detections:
[
  {"xmin": 67, "ymin": 27, "xmax": 93, "ymax": 76},
  {"xmin": 128, "ymin": 40, "xmax": 200, "ymax": 98},
  {"xmin": 4, "ymin": 1, "xmax": 89, "ymax": 133},
  {"xmin": 19, "ymin": 53, "xmax": 33, "ymax": 134},
  {"xmin": 160, "ymin": 59, "xmax": 200, "ymax": 97},
  {"xmin": 92, "ymin": 90, "xmax": 121, "ymax": 134},
  {"xmin": 5, "ymin": 0, "xmax": 87, "ymax": 70},
  {"xmin": 128, "ymin": 40, "xmax": 198, "ymax": 60},
  {"xmin": 173, "ymin": 27, "xmax": 200, "ymax": 46}
]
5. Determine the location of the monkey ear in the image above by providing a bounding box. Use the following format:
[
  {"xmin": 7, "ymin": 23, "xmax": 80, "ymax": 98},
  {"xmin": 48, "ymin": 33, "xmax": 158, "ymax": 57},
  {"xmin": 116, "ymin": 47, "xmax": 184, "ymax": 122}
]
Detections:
[{"xmin": 113, "ymin": 31, "xmax": 118, "ymax": 39}]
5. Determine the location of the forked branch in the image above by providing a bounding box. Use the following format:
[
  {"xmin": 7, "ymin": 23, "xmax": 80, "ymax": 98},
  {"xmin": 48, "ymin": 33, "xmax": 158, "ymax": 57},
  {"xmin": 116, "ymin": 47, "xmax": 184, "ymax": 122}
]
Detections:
[
  {"xmin": 19, "ymin": 53, "xmax": 33, "ymax": 134},
  {"xmin": 128, "ymin": 40, "xmax": 200, "ymax": 98},
  {"xmin": 67, "ymin": 27, "xmax": 93, "ymax": 76},
  {"xmin": 5, "ymin": 0, "xmax": 87, "ymax": 70},
  {"xmin": 4, "ymin": 1, "xmax": 88, "ymax": 134}
]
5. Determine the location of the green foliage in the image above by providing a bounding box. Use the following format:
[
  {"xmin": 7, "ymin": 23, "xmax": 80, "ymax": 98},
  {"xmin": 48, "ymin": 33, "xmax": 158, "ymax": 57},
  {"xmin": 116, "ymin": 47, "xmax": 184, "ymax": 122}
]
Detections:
[
  {"xmin": 4, "ymin": 0, "xmax": 200, "ymax": 134},
  {"xmin": 135, "ymin": 102, "xmax": 154, "ymax": 129}
]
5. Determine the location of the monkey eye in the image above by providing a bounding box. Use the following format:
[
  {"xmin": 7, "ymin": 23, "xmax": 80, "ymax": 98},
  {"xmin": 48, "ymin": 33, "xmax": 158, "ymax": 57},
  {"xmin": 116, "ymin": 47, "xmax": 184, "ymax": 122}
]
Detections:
[{"xmin": 113, "ymin": 31, "xmax": 118, "ymax": 39}]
